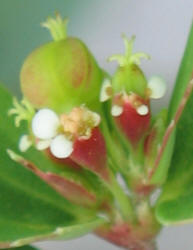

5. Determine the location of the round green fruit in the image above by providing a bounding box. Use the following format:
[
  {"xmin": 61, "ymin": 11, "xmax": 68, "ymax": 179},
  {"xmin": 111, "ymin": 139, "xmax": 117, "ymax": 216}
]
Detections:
[
  {"xmin": 112, "ymin": 64, "xmax": 147, "ymax": 97},
  {"xmin": 20, "ymin": 37, "xmax": 103, "ymax": 113}
]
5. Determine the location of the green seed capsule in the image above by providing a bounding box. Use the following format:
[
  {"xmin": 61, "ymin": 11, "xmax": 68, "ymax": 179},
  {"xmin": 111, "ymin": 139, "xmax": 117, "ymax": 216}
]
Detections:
[
  {"xmin": 20, "ymin": 14, "xmax": 103, "ymax": 113},
  {"xmin": 112, "ymin": 64, "xmax": 147, "ymax": 98},
  {"xmin": 109, "ymin": 34, "xmax": 150, "ymax": 98}
]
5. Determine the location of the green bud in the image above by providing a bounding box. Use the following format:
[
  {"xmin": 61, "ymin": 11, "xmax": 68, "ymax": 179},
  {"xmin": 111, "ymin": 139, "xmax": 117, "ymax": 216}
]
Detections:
[
  {"xmin": 20, "ymin": 14, "xmax": 103, "ymax": 113},
  {"xmin": 108, "ymin": 34, "xmax": 150, "ymax": 97}
]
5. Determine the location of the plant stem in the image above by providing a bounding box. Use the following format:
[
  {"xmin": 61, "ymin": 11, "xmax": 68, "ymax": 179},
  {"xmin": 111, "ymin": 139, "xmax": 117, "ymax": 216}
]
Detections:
[{"xmin": 107, "ymin": 173, "xmax": 136, "ymax": 222}]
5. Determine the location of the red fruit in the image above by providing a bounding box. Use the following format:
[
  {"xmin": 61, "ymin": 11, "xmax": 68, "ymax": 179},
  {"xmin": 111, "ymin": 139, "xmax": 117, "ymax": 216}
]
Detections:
[
  {"xmin": 114, "ymin": 94, "xmax": 151, "ymax": 146},
  {"xmin": 70, "ymin": 127, "xmax": 109, "ymax": 181}
]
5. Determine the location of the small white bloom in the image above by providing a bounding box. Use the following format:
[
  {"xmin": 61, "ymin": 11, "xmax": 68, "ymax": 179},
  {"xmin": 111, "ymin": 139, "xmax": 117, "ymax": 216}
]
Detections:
[
  {"xmin": 100, "ymin": 78, "xmax": 113, "ymax": 102},
  {"xmin": 32, "ymin": 109, "xmax": 60, "ymax": 140},
  {"xmin": 19, "ymin": 135, "xmax": 32, "ymax": 152},
  {"xmin": 36, "ymin": 139, "xmax": 51, "ymax": 151},
  {"xmin": 136, "ymin": 105, "xmax": 149, "ymax": 116},
  {"xmin": 50, "ymin": 134, "xmax": 73, "ymax": 158},
  {"xmin": 111, "ymin": 105, "xmax": 123, "ymax": 117},
  {"xmin": 148, "ymin": 76, "xmax": 166, "ymax": 99}
]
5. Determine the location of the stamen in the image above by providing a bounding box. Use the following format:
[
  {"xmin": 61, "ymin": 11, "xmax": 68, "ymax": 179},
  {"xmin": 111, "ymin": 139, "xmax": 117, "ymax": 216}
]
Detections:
[{"xmin": 61, "ymin": 107, "xmax": 101, "ymax": 139}]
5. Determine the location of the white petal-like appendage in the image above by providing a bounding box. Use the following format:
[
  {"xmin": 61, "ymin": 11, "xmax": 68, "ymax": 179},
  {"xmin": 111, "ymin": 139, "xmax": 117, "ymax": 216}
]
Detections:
[
  {"xmin": 136, "ymin": 105, "xmax": 149, "ymax": 116},
  {"xmin": 92, "ymin": 112, "xmax": 101, "ymax": 126},
  {"xmin": 148, "ymin": 76, "xmax": 166, "ymax": 99},
  {"xmin": 50, "ymin": 134, "xmax": 73, "ymax": 158},
  {"xmin": 111, "ymin": 105, "xmax": 123, "ymax": 117},
  {"xmin": 100, "ymin": 78, "xmax": 113, "ymax": 102},
  {"xmin": 32, "ymin": 109, "xmax": 60, "ymax": 139},
  {"xmin": 19, "ymin": 135, "xmax": 32, "ymax": 152},
  {"xmin": 36, "ymin": 139, "xmax": 51, "ymax": 151}
]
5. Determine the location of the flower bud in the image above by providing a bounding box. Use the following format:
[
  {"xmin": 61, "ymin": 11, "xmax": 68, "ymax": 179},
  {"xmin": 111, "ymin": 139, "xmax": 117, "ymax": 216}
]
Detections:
[{"xmin": 20, "ymin": 14, "xmax": 103, "ymax": 113}]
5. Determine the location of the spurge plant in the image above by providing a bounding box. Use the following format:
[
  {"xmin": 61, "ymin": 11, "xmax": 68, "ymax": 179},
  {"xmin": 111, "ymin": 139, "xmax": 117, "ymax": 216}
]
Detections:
[{"xmin": 0, "ymin": 13, "xmax": 193, "ymax": 250}]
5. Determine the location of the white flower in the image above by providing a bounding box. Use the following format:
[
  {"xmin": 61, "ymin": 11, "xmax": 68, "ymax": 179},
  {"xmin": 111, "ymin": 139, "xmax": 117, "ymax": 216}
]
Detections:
[
  {"xmin": 31, "ymin": 109, "xmax": 73, "ymax": 158},
  {"xmin": 32, "ymin": 109, "xmax": 60, "ymax": 139}
]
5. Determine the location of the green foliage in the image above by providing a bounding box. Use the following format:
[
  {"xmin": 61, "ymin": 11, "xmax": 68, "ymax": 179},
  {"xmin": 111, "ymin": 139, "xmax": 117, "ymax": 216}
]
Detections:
[
  {"xmin": 168, "ymin": 22, "xmax": 193, "ymax": 121},
  {"xmin": 150, "ymin": 131, "xmax": 175, "ymax": 185},
  {"xmin": 156, "ymin": 22, "xmax": 193, "ymax": 224}
]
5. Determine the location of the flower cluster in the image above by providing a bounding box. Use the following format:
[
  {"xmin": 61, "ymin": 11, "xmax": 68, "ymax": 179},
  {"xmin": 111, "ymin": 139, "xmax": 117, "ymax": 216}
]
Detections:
[
  {"xmin": 32, "ymin": 107, "xmax": 100, "ymax": 157},
  {"xmin": 9, "ymin": 14, "xmax": 168, "ymax": 249}
]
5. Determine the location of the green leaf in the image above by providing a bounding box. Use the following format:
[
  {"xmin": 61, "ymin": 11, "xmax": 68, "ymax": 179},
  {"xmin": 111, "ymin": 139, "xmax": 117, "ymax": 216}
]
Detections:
[
  {"xmin": 7, "ymin": 150, "xmax": 99, "ymax": 208},
  {"xmin": 155, "ymin": 23, "xmax": 193, "ymax": 225},
  {"xmin": 150, "ymin": 130, "xmax": 175, "ymax": 185},
  {"xmin": 145, "ymin": 109, "xmax": 175, "ymax": 185},
  {"xmin": 168, "ymin": 22, "xmax": 193, "ymax": 121},
  {"xmin": 0, "ymin": 84, "xmax": 106, "ymax": 247},
  {"xmin": 1, "ymin": 218, "xmax": 105, "ymax": 249}
]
